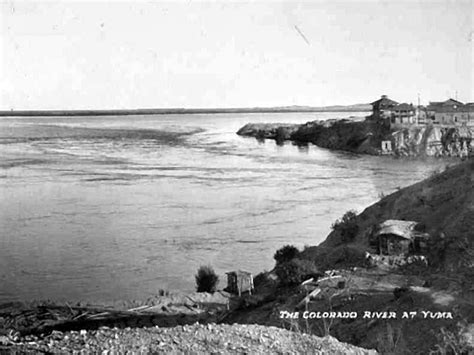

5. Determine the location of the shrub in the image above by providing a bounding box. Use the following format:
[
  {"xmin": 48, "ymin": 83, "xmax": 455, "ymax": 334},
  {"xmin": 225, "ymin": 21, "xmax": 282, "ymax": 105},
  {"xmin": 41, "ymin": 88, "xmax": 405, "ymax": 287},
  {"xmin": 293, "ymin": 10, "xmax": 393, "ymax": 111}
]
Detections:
[
  {"xmin": 323, "ymin": 246, "xmax": 368, "ymax": 270},
  {"xmin": 275, "ymin": 259, "xmax": 319, "ymax": 286},
  {"xmin": 195, "ymin": 265, "xmax": 219, "ymax": 293},
  {"xmin": 393, "ymin": 286, "xmax": 410, "ymax": 300},
  {"xmin": 414, "ymin": 222, "xmax": 427, "ymax": 232},
  {"xmin": 431, "ymin": 322, "xmax": 472, "ymax": 354},
  {"xmin": 331, "ymin": 210, "xmax": 359, "ymax": 243},
  {"xmin": 375, "ymin": 323, "xmax": 408, "ymax": 354},
  {"xmin": 253, "ymin": 270, "xmax": 277, "ymax": 289},
  {"xmin": 274, "ymin": 245, "xmax": 300, "ymax": 265}
]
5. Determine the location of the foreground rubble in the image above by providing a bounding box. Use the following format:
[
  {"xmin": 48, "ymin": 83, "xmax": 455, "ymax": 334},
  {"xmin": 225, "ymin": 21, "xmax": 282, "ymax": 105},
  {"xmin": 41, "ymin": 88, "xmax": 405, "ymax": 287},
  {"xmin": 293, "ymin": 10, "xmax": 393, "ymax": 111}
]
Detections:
[{"xmin": 1, "ymin": 323, "xmax": 377, "ymax": 354}]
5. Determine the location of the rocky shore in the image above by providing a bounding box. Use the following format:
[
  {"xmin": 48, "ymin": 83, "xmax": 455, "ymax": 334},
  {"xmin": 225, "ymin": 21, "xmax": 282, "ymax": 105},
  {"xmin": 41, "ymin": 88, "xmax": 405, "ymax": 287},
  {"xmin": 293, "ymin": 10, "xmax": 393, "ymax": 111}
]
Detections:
[
  {"xmin": 1, "ymin": 323, "xmax": 376, "ymax": 354},
  {"xmin": 237, "ymin": 118, "xmax": 473, "ymax": 158},
  {"xmin": 0, "ymin": 292, "xmax": 376, "ymax": 353}
]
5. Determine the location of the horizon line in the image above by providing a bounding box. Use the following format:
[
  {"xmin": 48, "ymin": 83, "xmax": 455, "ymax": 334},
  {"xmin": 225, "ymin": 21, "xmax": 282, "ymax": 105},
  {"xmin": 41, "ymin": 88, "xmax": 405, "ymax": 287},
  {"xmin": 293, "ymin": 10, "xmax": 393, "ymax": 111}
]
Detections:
[{"xmin": 0, "ymin": 104, "xmax": 372, "ymax": 117}]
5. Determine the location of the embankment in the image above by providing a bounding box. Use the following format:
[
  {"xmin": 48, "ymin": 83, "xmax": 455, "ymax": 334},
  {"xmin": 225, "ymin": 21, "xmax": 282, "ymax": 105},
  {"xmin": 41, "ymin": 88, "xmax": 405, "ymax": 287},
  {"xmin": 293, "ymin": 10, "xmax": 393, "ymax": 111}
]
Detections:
[
  {"xmin": 318, "ymin": 159, "xmax": 473, "ymax": 272},
  {"xmin": 237, "ymin": 119, "xmax": 473, "ymax": 158},
  {"xmin": 0, "ymin": 297, "xmax": 376, "ymax": 353},
  {"xmin": 225, "ymin": 160, "xmax": 474, "ymax": 353}
]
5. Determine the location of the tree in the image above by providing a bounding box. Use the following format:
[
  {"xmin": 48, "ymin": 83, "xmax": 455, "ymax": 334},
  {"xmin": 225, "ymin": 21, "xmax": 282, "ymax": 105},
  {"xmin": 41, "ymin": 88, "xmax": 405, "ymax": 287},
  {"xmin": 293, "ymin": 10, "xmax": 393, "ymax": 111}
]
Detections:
[
  {"xmin": 274, "ymin": 245, "xmax": 300, "ymax": 265},
  {"xmin": 195, "ymin": 265, "xmax": 219, "ymax": 293},
  {"xmin": 331, "ymin": 210, "xmax": 359, "ymax": 243},
  {"xmin": 275, "ymin": 259, "xmax": 319, "ymax": 286}
]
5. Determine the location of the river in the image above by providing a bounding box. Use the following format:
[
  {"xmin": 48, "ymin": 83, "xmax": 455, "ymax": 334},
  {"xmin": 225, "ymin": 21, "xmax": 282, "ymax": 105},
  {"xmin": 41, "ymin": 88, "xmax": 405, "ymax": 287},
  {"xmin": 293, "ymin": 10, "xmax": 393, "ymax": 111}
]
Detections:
[{"xmin": 0, "ymin": 112, "xmax": 446, "ymax": 303}]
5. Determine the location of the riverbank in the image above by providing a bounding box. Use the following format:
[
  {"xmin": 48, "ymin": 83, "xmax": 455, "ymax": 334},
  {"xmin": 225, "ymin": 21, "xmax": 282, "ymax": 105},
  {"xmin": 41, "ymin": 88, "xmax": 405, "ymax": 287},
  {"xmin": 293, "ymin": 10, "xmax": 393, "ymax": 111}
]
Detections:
[
  {"xmin": 1, "ymin": 162, "xmax": 471, "ymax": 353},
  {"xmin": 237, "ymin": 118, "xmax": 473, "ymax": 158},
  {"xmin": 222, "ymin": 159, "xmax": 474, "ymax": 353},
  {"xmin": 0, "ymin": 296, "xmax": 376, "ymax": 353},
  {"xmin": 1, "ymin": 322, "xmax": 376, "ymax": 354}
]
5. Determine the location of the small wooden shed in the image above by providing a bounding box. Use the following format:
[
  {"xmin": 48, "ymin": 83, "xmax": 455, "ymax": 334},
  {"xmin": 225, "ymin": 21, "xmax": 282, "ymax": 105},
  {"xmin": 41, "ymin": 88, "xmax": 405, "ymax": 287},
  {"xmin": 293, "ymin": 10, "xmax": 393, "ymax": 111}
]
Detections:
[
  {"xmin": 375, "ymin": 220, "xmax": 429, "ymax": 256},
  {"xmin": 225, "ymin": 270, "xmax": 254, "ymax": 296}
]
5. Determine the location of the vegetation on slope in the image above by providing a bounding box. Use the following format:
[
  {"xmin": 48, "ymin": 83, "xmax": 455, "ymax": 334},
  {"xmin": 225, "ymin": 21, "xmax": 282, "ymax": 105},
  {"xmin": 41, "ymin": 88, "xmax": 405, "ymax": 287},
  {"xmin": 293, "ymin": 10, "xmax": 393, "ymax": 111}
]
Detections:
[
  {"xmin": 320, "ymin": 159, "xmax": 473, "ymax": 274},
  {"xmin": 226, "ymin": 159, "xmax": 474, "ymax": 354}
]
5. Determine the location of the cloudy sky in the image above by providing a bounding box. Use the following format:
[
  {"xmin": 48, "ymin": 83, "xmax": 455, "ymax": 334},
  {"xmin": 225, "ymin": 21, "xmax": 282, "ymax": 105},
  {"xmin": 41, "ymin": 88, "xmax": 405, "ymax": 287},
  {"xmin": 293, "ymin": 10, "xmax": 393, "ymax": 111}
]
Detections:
[{"xmin": 0, "ymin": 0, "xmax": 472, "ymax": 110}]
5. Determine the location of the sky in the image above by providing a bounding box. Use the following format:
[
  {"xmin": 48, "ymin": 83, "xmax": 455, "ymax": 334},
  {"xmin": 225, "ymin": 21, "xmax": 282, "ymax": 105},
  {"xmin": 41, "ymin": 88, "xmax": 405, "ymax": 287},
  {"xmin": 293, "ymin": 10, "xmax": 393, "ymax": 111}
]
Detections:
[{"xmin": 0, "ymin": 0, "xmax": 472, "ymax": 110}]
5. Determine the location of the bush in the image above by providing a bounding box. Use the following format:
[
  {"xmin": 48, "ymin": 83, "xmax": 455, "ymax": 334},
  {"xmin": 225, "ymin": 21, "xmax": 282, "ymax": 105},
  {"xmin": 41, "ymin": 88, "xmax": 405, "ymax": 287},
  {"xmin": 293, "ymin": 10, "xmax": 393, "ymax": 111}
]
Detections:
[
  {"xmin": 414, "ymin": 222, "xmax": 426, "ymax": 232},
  {"xmin": 275, "ymin": 259, "xmax": 319, "ymax": 286},
  {"xmin": 432, "ymin": 322, "xmax": 472, "ymax": 354},
  {"xmin": 253, "ymin": 271, "xmax": 276, "ymax": 289},
  {"xmin": 323, "ymin": 246, "xmax": 368, "ymax": 270},
  {"xmin": 274, "ymin": 245, "xmax": 299, "ymax": 265},
  {"xmin": 375, "ymin": 323, "xmax": 407, "ymax": 354},
  {"xmin": 195, "ymin": 265, "xmax": 219, "ymax": 293},
  {"xmin": 331, "ymin": 210, "xmax": 359, "ymax": 243}
]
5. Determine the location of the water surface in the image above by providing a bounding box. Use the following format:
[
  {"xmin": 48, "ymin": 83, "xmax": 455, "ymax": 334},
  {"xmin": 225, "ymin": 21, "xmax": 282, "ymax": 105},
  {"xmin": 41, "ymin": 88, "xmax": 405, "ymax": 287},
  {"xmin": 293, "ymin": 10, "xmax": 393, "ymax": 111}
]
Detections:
[{"xmin": 0, "ymin": 112, "xmax": 446, "ymax": 302}]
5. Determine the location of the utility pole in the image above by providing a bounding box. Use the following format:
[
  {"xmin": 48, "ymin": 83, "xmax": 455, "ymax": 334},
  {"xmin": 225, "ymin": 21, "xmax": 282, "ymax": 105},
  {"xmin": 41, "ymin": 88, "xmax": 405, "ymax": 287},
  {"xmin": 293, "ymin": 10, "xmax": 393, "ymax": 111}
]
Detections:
[{"xmin": 417, "ymin": 93, "xmax": 421, "ymax": 125}]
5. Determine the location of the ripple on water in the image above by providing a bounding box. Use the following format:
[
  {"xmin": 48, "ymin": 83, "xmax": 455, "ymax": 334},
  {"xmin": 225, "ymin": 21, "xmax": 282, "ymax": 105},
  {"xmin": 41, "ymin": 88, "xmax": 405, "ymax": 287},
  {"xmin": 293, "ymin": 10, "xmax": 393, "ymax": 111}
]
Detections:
[{"xmin": 0, "ymin": 113, "xmax": 447, "ymax": 302}]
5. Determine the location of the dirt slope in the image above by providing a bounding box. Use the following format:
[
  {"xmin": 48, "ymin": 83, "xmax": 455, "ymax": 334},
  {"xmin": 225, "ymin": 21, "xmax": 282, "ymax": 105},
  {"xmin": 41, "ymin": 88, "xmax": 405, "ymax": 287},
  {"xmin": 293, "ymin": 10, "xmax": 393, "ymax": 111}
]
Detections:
[
  {"xmin": 224, "ymin": 160, "xmax": 473, "ymax": 354},
  {"xmin": 321, "ymin": 159, "xmax": 473, "ymax": 272}
]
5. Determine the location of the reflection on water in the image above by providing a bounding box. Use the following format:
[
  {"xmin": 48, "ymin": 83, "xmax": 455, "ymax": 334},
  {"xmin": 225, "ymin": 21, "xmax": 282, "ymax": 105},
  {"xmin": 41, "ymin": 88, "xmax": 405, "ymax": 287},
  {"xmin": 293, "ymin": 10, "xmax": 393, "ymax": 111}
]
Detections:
[{"xmin": 0, "ymin": 112, "xmax": 446, "ymax": 302}]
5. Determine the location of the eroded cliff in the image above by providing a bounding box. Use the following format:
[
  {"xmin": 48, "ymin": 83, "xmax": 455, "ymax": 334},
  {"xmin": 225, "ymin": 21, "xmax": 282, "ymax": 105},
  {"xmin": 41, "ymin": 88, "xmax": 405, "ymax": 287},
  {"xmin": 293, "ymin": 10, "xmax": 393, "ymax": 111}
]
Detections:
[{"xmin": 237, "ymin": 119, "xmax": 473, "ymax": 158}]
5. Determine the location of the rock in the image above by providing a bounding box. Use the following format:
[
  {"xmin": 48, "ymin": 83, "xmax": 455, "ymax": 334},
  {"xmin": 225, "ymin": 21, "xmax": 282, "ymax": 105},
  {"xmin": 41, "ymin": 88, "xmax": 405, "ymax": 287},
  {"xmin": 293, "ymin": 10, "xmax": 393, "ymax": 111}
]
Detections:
[
  {"xmin": 237, "ymin": 120, "xmax": 473, "ymax": 158},
  {"xmin": 3, "ymin": 323, "xmax": 377, "ymax": 353},
  {"xmin": 237, "ymin": 123, "xmax": 300, "ymax": 140}
]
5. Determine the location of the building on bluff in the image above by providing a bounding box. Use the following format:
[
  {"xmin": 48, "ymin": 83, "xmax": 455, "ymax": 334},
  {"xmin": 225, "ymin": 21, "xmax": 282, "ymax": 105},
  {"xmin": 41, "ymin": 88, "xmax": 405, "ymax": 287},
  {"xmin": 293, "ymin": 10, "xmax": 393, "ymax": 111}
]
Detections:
[{"xmin": 370, "ymin": 96, "xmax": 474, "ymax": 128}]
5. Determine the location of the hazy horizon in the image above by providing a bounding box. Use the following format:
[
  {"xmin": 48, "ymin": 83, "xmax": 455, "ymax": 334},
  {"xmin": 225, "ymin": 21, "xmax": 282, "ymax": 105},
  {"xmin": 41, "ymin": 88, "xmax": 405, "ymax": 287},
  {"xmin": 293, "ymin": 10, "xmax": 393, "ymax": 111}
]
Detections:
[
  {"xmin": 1, "ymin": 1, "xmax": 472, "ymax": 110},
  {"xmin": 0, "ymin": 102, "xmax": 372, "ymax": 113}
]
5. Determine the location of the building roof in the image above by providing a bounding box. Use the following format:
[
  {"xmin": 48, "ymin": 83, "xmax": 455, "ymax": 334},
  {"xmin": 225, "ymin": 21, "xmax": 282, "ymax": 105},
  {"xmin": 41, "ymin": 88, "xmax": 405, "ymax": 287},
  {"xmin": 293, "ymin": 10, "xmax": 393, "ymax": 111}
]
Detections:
[
  {"xmin": 371, "ymin": 95, "xmax": 398, "ymax": 107},
  {"xmin": 394, "ymin": 103, "xmax": 414, "ymax": 111},
  {"xmin": 375, "ymin": 220, "xmax": 419, "ymax": 240},
  {"xmin": 463, "ymin": 103, "xmax": 474, "ymax": 112},
  {"xmin": 427, "ymin": 102, "xmax": 443, "ymax": 110},
  {"xmin": 436, "ymin": 106, "xmax": 465, "ymax": 113},
  {"xmin": 442, "ymin": 98, "xmax": 464, "ymax": 106},
  {"xmin": 428, "ymin": 99, "xmax": 464, "ymax": 112}
]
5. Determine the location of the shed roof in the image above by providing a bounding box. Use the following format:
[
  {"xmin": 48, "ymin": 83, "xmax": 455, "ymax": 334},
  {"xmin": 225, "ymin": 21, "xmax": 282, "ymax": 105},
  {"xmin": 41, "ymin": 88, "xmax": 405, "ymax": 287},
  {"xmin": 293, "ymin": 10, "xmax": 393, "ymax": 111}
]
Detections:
[{"xmin": 375, "ymin": 220, "xmax": 418, "ymax": 240}]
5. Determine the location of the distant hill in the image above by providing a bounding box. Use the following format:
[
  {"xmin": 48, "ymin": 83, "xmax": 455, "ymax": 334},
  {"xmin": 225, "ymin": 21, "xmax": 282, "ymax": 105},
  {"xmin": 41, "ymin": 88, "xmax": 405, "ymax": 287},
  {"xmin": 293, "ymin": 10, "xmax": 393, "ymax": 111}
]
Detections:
[
  {"xmin": 287, "ymin": 103, "xmax": 372, "ymax": 112},
  {"xmin": 0, "ymin": 104, "xmax": 372, "ymax": 117}
]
